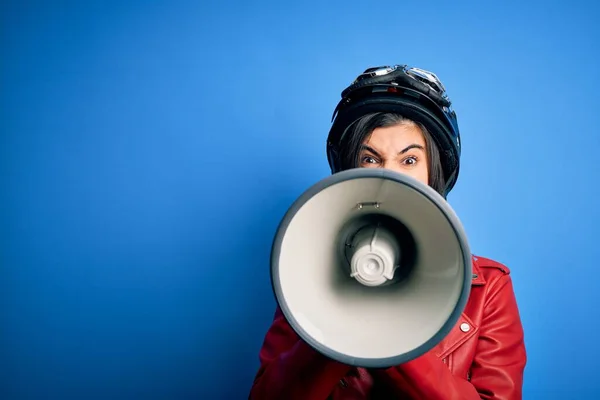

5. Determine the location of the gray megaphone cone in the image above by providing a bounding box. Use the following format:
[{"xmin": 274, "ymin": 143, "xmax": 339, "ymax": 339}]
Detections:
[{"xmin": 270, "ymin": 168, "xmax": 472, "ymax": 368}]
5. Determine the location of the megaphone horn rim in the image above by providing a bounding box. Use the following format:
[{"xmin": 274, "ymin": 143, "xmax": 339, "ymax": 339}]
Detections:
[{"xmin": 269, "ymin": 167, "xmax": 472, "ymax": 368}]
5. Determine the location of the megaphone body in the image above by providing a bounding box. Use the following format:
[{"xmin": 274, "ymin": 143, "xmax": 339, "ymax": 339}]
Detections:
[{"xmin": 270, "ymin": 168, "xmax": 472, "ymax": 369}]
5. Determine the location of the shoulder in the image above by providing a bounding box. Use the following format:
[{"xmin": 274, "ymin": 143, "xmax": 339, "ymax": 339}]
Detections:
[
  {"xmin": 473, "ymin": 254, "xmax": 511, "ymax": 277},
  {"xmin": 472, "ymin": 254, "xmax": 518, "ymax": 301},
  {"xmin": 472, "ymin": 254, "xmax": 515, "ymax": 292}
]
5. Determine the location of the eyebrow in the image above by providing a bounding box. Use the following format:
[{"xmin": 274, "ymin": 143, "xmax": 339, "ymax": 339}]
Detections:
[{"xmin": 360, "ymin": 143, "xmax": 425, "ymax": 156}]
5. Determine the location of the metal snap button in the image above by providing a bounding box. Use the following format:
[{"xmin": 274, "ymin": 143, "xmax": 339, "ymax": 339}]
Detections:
[
  {"xmin": 460, "ymin": 323, "xmax": 470, "ymax": 332},
  {"xmin": 472, "ymin": 273, "xmax": 478, "ymax": 279}
]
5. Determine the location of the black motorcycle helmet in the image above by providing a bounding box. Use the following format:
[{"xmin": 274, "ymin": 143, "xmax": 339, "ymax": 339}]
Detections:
[{"xmin": 326, "ymin": 65, "xmax": 462, "ymax": 196}]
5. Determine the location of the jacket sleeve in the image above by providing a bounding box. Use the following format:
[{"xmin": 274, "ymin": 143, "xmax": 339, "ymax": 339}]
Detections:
[
  {"xmin": 468, "ymin": 272, "xmax": 527, "ymax": 399},
  {"xmin": 248, "ymin": 307, "xmax": 352, "ymax": 400},
  {"xmin": 371, "ymin": 273, "xmax": 527, "ymax": 400}
]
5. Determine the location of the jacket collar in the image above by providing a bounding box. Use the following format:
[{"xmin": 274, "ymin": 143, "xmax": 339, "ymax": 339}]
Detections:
[{"xmin": 471, "ymin": 255, "xmax": 486, "ymax": 286}]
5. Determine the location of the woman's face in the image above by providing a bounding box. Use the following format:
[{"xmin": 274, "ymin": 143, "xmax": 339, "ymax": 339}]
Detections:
[{"xmin": 358, "ymin": 122, "xmax": 429, "ymax": 186}]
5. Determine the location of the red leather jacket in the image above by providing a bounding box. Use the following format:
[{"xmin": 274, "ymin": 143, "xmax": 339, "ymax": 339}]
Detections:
[{"xmin": 248, "ymin": 255, "xmax": 527, "ymax": 399}]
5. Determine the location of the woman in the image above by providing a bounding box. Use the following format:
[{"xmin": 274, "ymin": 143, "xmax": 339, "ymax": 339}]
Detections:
[{"xmin": 248, "ymin": 65, "xmax": 527, "ymax": 399}]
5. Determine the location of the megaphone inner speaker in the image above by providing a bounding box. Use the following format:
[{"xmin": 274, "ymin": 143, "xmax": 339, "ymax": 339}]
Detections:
[{"xmin": 271, "ymin": 169, "xmax": 471, "ymax": 368}]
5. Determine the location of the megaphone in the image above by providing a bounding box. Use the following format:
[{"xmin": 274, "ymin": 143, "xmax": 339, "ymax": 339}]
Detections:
[{"xmin": 270, "ymin": 168, "xmax": 472, "ymax": 368}]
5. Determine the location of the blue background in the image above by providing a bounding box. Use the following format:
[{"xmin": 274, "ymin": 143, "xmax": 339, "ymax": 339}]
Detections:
[{"xmin": 2, "ymin": 1, "xmax": 599, "ymax": 398}]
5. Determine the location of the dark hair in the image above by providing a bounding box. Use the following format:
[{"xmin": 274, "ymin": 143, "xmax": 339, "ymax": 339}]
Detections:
[{"xmin": 336, "ymin": 112, "xmax": 447, "ymax": 197}]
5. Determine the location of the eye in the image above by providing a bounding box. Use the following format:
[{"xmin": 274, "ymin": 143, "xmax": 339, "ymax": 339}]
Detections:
[
  {"xmin": 401, "ymin": 156, "xmax": 419, "ymax": 166},
  {"xmin": 361, "ymin": 155, "xmax": 379, "ymax": 165}
]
